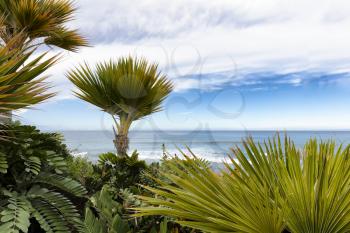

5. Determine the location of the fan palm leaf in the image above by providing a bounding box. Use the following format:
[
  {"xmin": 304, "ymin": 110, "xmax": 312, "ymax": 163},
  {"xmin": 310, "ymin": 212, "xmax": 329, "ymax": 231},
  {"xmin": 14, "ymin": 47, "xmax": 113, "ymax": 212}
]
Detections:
[
  {"xmin": 135, "ymin": 136, "xmax": 350, "ymax": 233},
  {"xmin": 135, "ymin": 152, "xmax": 284, "ymax": 233}
]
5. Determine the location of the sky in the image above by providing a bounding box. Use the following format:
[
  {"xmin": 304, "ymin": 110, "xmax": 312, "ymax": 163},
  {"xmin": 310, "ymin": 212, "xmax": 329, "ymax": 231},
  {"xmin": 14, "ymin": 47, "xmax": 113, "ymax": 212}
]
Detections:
[{"xmin": 19, "ymin": 0, "xmax": 350, "ymax": 130}]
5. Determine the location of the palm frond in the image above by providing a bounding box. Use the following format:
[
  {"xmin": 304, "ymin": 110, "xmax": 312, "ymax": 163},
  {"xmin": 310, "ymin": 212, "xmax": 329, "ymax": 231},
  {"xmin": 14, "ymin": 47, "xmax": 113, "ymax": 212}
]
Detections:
[
  {"xmin": 0, "ymin": 46, "xmax": 57, "ymax": 114},
  {"xmin": 45, "ymin": 26, "xmax": 89, "ymax": 52},
  {"xmin": 135, "ymin": 154, "xmax": 284, "ymax": 233}
]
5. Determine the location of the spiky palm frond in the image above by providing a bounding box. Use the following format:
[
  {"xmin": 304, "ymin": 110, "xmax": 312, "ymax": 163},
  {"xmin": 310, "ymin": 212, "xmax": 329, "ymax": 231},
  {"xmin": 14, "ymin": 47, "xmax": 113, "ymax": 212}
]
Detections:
[
  {"xmin": 279, "ymin": 140, "xmax": 350, "ymax": 233},
  {"xmin": 0, "ymin": 0, "xmax": 88, "ymax": 51},
  {"xmin": 0, "ymin": 45, "xmax": 57, "ymax": 114},
  {"xmin": 135, "ymin": 153, "xmax": 284, "ymax": 233},
  {"xmin": 136, "ymin": 136, "xmax": 350, "ymax": 233}
]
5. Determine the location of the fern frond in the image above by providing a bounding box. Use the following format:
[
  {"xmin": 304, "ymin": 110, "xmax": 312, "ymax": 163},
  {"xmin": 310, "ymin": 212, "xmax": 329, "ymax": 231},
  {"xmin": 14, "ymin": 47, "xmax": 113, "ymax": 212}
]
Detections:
[
  {"xmin": 28, "ymin": 186, "xmax": 83, "ymax": 231},
  {"xmin": 35, "ymin": 173, "xmax": 87, "ymax": 197},
  {"xmin": 31, "ymin": 199, "xmax": 70, "ymax": 233},
  {"xmin": 0, "ymin": 151, "xmax": 8, "ymax": 174},
  {"xmin": 0, "ymin": 196, "xmax": 31, "ymax": 233},
  {"xmin": 46, "ymin": 151, "xmax": 67, "ymax": 174},
  {"xmin": 23, "ymin": 155, "xmax": 41, "ymax": 175}
]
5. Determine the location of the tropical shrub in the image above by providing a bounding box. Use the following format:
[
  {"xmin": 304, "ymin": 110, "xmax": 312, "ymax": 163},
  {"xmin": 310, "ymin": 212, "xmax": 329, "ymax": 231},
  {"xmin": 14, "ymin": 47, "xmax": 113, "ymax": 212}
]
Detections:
[
  {"xmin": 84, "ymin": 185, "xmax": 131, "ymax": 233},
  {"xmin": 67, "ymin": 57, "xmax": 173, "ymax": 156},
  {"xmin": 67, "ymin": 151, "xmax": 149, "ymax": 196},
  {"xmin": 136, "ymin": 136, "xmax": 350, "ymax": 233},
  {"xmin": 98, "ymin": 151, "xmax": 148, "ymax": 190},
  {"xmin": 66, "ymin": 155, "xmax": 103, "ymax": 194},
  {"xmin": 66, "ymin": 151, "xmax": 195, "ymax": 232},
  {"xmin": 0, "ymin": 123, "xmax": 87, "ymax": 233},
  {"xmin": 84, "ymin": 184, "xmax": 184, "ymax": 233}
]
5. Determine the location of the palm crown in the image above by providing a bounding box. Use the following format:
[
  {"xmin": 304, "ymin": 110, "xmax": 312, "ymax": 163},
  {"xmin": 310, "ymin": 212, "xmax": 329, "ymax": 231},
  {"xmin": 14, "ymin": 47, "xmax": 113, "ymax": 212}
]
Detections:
[
  {"xmin": 67, "ymin": 57, "xmax": 173, "ymax": 155},
  {"xmin": 0, "ymin": 0, "xmax": 87, "ymax": 51}
]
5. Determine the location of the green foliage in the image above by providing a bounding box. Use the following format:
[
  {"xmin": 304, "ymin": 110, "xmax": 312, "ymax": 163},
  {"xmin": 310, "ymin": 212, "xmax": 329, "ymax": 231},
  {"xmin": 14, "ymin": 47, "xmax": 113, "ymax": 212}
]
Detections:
[
  {"xmin": 84, "ymin": 185, "xmax": 131, "ymax": 233},
  {"xmin": 0, "ymin": 195, "xmax": 31, "ymax": 233},
  {"xmin": 136, "ymin": 136, "xmax": 350, "ymax": 233},
  {"xmin": 67, "ymin": 156, "xmax": 94, "ymax": 182},
  {"xmin": 0, "ymin": 42, "xmax": 56, "ymax": 116},
  {"xmin": 0, "ymin": 0, "xmax": 88, "ymax": 51},
  {"xmin": 0, "ymin": 123, "xmax": 87, "ymax": 233},
  {"xmin": 84, "ymin": 184, "xmax": 181, "ymax": 233},
  {"xmin": 67, "ymin": 57, "xmax": 173, "ymax": 122},
  {"xmin": 98, "ymin": 151, "xmax": 148, "ymax": 189},
  {"xmin": 66, "ymin": 150, "xmax": 193, "ymax": 232},
  {"xmin": 66, "ymin": 155, "xmax": 101, "ymax": 194},
  {"xmin": 0, "ymin": 151, "xmax": 8, "ymax": 173},
  {"xmin": 67, "ymin": 56, "xmax": 173, "ymax": 155}
]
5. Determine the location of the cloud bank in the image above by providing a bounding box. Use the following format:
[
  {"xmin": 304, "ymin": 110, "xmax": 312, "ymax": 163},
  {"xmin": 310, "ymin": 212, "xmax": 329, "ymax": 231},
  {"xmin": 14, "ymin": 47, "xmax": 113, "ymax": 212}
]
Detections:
[{"xmin": 43, "ymin": 0, "xmax": 350, "ymax": 99}]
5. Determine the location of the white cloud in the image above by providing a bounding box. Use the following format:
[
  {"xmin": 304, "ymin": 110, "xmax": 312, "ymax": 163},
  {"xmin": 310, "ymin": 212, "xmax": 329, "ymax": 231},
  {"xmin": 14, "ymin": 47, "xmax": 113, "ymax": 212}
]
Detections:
[{"xmin": 42, "ymin": 0, "xmax": 350, "ymax": 99}]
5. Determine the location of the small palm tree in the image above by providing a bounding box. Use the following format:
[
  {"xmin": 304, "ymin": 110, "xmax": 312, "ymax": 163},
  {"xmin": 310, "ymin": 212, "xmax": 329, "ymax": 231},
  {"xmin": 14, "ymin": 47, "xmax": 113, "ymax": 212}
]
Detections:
[
  {"xmin": 67, "ymin": 57, "xmax": 173, "ymax": 156},
  {"xmin": 0, "ymin": 0, "xmax": 88, "ymax": 51}
]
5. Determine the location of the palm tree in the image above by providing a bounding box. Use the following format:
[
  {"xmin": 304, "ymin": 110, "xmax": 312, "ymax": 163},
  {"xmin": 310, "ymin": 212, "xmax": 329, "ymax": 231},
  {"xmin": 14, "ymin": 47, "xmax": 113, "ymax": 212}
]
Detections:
[
  {"xmin": 67, "ymin": 57, "xmax": 173, "ymax": 156},
  {"xmin": 0, "ymin": 0, "xmax": 88, "ymax": 122},
  {"xmin": 135, "ymin": 136, "xmax": 350, "ymax": 233},
  {"xmin": 0, "ymin": 0, "xmax": 88, "ymax": 51}
]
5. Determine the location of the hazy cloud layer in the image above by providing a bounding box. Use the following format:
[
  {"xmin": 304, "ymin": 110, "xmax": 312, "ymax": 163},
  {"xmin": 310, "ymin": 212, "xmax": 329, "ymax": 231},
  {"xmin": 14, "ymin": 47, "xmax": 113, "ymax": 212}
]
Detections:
[{"xmin": 44, "ymin": 0, "xmax": 350, "ymax": 99}]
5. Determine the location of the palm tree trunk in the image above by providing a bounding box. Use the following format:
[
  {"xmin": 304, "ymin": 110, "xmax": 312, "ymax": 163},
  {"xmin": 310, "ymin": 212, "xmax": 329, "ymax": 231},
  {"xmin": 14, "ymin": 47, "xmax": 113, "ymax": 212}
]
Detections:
[{"xmin": 113, "ymin": 134, "xmax": 129, "ymax": 157}]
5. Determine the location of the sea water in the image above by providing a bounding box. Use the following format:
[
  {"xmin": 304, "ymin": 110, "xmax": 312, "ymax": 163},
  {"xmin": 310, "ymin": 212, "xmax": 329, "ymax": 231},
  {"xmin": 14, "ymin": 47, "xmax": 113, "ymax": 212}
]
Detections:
[{"xmin": 58, "ymin": 130, "xmax": 350, "ymax": 162}]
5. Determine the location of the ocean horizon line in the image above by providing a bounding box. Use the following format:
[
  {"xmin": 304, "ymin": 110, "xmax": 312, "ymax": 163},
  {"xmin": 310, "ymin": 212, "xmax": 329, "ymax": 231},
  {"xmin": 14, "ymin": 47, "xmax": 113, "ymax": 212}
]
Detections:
[{"xmin": 49, "ymin": 129, "xmax": 350, "ymax": 132}]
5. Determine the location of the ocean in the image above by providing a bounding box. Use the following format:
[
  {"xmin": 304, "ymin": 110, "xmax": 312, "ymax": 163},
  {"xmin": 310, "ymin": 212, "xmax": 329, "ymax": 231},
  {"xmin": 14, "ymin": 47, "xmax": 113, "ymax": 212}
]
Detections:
[{"xmin": 59, "ymin": 130, "xmax": 350, "ymax": 162}]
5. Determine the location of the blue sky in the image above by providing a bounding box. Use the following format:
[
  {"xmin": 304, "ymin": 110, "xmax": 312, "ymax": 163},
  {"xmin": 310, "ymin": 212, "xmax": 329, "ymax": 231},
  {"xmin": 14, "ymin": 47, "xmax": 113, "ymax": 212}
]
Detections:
[{"xmin": 19, "ymin": 0, "xmax": 350, "ymax": 130}]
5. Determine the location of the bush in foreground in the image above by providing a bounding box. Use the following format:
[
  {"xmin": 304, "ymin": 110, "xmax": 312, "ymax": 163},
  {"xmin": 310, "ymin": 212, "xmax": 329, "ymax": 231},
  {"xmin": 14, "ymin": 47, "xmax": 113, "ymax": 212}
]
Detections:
[
  {"xmin": 0, "ymin": 123, "xmax": 87, "ymax": 233},
  {"xmin": 136, "ymin": 136, "xmax": 350, "ymax": 233}
]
